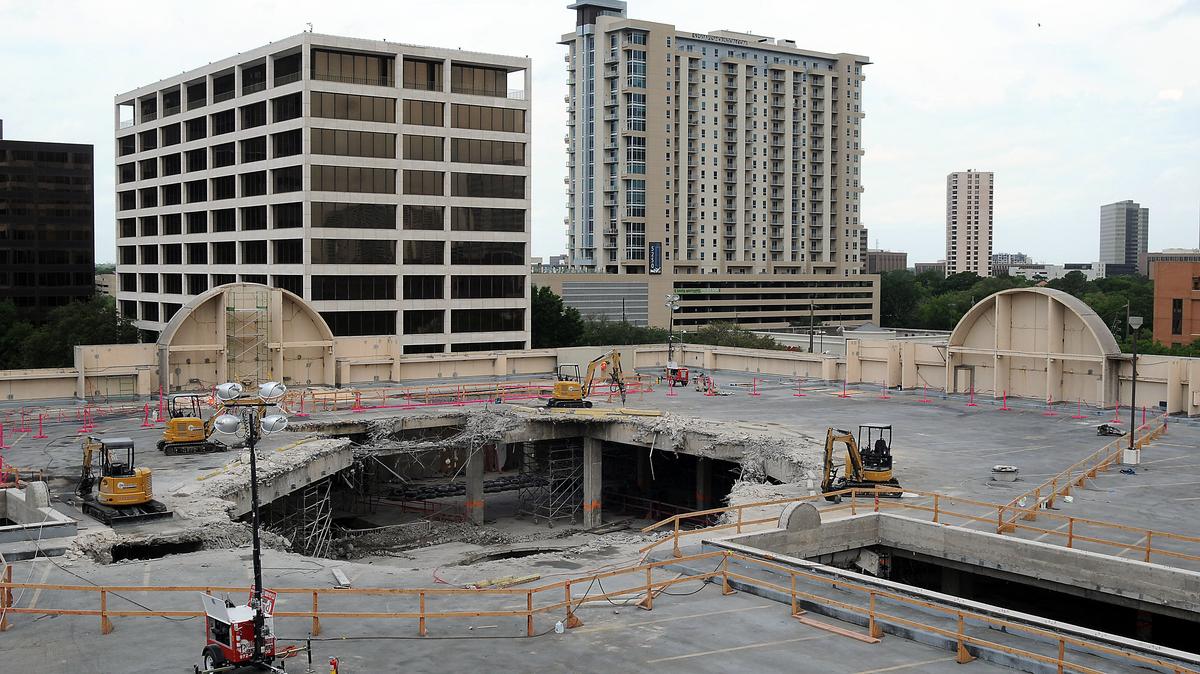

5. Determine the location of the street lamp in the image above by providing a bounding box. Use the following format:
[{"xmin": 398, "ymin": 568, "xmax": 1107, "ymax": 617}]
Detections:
[
  {"xmin": 213, "ymin": 381, "xmax": 289, "ymax": 664},
  {"xmin": 665, "ymin": 294, "xmax": 680, "ymax": 365},
  {"xmin": 1128, "ymin": 316, "xmax": 1143, "ymax": 455}
]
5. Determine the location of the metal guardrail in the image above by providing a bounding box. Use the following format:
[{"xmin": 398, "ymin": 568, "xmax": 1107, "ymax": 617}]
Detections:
[{"xmin": 1, "ymin": 552, "xmax": 1193, "ymax": 673}]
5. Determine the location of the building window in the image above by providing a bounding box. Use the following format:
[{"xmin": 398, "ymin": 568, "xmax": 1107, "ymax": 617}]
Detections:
[
  {"xmin": 402, "ymin": 241, "xmax": 445, "ymax": 265},
  {"xmin": 403, "ymin": 275, "xmax": 444, "ymax": 299},
  {"xmin": 403, "ymin": 170, "xmax": 444, "ymax": 196},
  {"xmin": 311, "ymin": 275, "xmax": 396, "ymax": 301},
  {"xmin": 312, "ymin": 202, "xmax": 396, "ymax": 229},
  {"xmin": 450, "ymin": 308, "xmax": 524, "ymax": 333},
  {"xmin": 212, "ymin": 209, "xmax": 235, "ymax": 232},
  {"xmin": 212, "ymin": 143, "xmax": 235, "ymax": 168},
  {"xmin": 321, "ymin": 311, "xmax": 397, "ymax": 336},
  {"xmin": 310, "ymin": 92, "xmax": 395, "ymax": 122},
  {"xmin": 273, "ymin": 166, "xmax": 303, "ymax": 193},
  {"xmin": 450, "ymin": 138, "xmax": 525, "ymax": 166},
  {"xmin": 312, "ymin": 49, "xmax": 393, "ymax": 87},
  {"xmin": 403, "ymin": 205, "xmax": 444, "ymax": 230},
  {"xmin": 241, "ymin": 171, "xmax": 267, "ymax": 197},
  {"xmin": 450, "ymin": 104, "xmax": 524, "ymax": 132},
  {"xmin": 272, "ymin": 129, "xmax": 302, "ymax": 158},
  {"xmin": 272, "ymin": 92, "xmax": 302, "ymax": 122},
  {"xmin": 272, "ymin": 275, "xmax": 303, "ymax": 297},
  {"xmin": 450, "ymin": 63, "xmax": 508, "ymax": 97},
  {"xmin": 312, "ymin": 128, "xmax": 396, "ymax": 158},
  {"xmin": 403, "ymin": 58, "xmax": 443, "ymax": 91},
  {"xmin": 403, "ymin": 309, "xmax": 444, "ymax": 335},
  {"xmin": 273, "ymin": 203, "xmax": 302, "ymax": 229},
  {"xmin": 403, "ymin": 135, "xmax": 444, "ymax": 161},
  {"xmin": 403, "ymin": 99, "xmax": 444, "ymax": 126},
  {"xmin": 212, "ymin": 242, "xmax": 236, "ymax": 264},
  {"xmin": 451, "ymin": 275, "xmax": 524, "ymax": 299},
  {"xmin": 451, "ymin": 207, "xmax": 524, "ymax": 232},
  {"xmin": 450, "ymin": 173, "xmax": 524, "ymax": 199},
  {"xmin": 1172, "ymin": 298, "xmax": 1183, "ymax": 335},
  {"xmin": 311, "ymin": 165, "xmax": 396, "ymax": 194},
  {"xmin": 241, "ymin": 137, "xmax": 267, "ymax": 163},
  {"xmin": 273, "ymin": 239, "xmax": 303, "ymax": 264},
  {"xmin": 241, "ymin": 240, "xmax": 267, "ymax": 264},
  {"xmin": 241, "ymin": 206, "xmax": 267, "ymax": 230},
  {"xmin": 450, "ymin": 241, "xmax": 524, "ymax": 265},
  {"xmin": 311, "ymin": 239, "xmax": 396, "ymax": 265}
]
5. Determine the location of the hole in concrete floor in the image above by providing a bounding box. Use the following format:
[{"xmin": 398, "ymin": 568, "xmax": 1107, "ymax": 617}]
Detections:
[{"xmin": 111, "ymin": 539, "xmax": 203, "ymax": 562}]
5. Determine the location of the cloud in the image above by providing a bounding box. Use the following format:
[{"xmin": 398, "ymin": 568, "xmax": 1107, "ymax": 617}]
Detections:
[{"xmin": 1157, "ymin": 88, "xmax": 1184, "ymax": 101}]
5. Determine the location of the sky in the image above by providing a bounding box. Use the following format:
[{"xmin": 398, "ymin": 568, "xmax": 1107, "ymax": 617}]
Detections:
[{"xmin": 1, "ymin": 0, "xmax": 1197, "ymax": 265}]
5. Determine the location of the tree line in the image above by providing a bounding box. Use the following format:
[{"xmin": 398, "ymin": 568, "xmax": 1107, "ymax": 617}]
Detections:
[
  {"xmin": 531, "ymin": 285, "xmax": 783, "ymax": 350},
  {"xmin": 0, "ymin": 296, "xmax": 139, "ymax": 370},
  {"xmin": 879, "ymin": 269, "xmax": 1182, "ymax": 353}
]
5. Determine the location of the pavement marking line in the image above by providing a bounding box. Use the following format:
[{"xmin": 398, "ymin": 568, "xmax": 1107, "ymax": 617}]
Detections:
[
  {"xmin": 851, "ymin": 656, "xmax": 957, "ymax": 673},
  {"xmin": 644, "ymin": 635, "xmax": 824, "ymax": 664},
  {"xmin": 1032, "ymin": 519, "xmax": 1072, "ymax": 542},
  {"xmin": 575, "ymin": 605, "xmax": 771, "ymax": 634},
  {"xmin": 25, "ymin": 560, "xmax": 53, "ymax": 609},
  {"xmin": 142, "ymin": 563, "xmax": 151, "ymax": 586}
]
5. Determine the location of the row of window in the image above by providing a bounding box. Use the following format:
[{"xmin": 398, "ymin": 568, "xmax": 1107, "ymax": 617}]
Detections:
[
  {"xmin": 119, "ymin": 204, "xmax": 526, "ymax": 234},
  {"xmin": 115, "ymin": 269, "xmax": 524, "ymax": 301},
  {"xmin": 118, "ymin": 239, "xmax": 302, "ymax": 266},
  {"xmin": 118, "ymin": 94, "xmax": 302, "ymax": 156},
  {"xmin": 118, "ymin": 167, "xmax": 302, "ymax": 208}
]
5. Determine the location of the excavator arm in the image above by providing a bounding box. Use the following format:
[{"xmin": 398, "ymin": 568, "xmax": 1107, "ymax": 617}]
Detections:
[
  {"xmin": 820, "ymin": 428, "xmax": 864, "ymax": 492},
  {"xmin": 77, "ymin": 436, "xmax": 99, "ymax": 497},
  {"xmin": 580, "ymin": 349, "xmax": 626, "ymax": 404}
]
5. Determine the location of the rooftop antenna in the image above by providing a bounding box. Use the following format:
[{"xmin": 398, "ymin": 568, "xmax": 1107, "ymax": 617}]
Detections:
[{"xmin": 305, "ymin": 22, "xmax": 313, "ymax": 32}]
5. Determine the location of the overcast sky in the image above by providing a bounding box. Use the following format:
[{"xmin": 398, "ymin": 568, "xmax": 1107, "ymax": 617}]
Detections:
[{"xmin": 1, "ymin": 0, "xmax": 1196, "ymax": 265}]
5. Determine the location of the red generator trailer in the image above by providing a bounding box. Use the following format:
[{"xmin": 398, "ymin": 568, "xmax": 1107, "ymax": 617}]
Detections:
[
  {"xmin": 665, "ymin": 365, "xmax": 689, "ymax": 388},
  {"xmin": 198, "ymin": 593, "xmax": 280, "ymax": 672}
]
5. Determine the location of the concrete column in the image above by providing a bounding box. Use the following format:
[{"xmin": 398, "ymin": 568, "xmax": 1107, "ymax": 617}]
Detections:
[
  {"xmin": 900, "ymin": 342, "xmax": 917, "ymax": 389},
  {"xmin": 465, "ymin": 445, "xmax": 485, "ymax": 525},
  {"xmin": 695, "ymin": 457, "xmax": 712, "ymax": 510},
  {"xmin": 583, "ymin": 437, "xmax": 602, "ymax": 528},
  {"xmin": 845, "ymin": 340, "xmax": 862, "ymax": 383}
]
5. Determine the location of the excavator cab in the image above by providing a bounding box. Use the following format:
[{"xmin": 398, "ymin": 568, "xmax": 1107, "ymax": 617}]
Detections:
[{"xmin": 857, "ymin": 423, "xmax": 894, "ymax": 477}]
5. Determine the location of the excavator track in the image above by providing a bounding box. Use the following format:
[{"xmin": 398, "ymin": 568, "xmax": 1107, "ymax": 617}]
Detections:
[
  {"xmin": 80, "ymin": 497, "xmax": 172, "ymax": 525},
  {"xmin": 158, "ymin": 441, "xmax": 226, "ymax": 456}
]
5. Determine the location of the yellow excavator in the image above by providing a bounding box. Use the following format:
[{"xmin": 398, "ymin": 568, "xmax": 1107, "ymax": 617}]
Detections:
[
  {"xmin": 820, "ymin": 424, "xmax": 901, "ymax": 501},
  {"xmin": 548, "ymin": 349, "xmax": 626, "ymax": 408},
  {"xmin": 157, "ymin": 394, "xmax": 228, "ymax": 455},
  {"xmin": 77, "ymin": 436, "xmax": 171, "ymax": 524}
]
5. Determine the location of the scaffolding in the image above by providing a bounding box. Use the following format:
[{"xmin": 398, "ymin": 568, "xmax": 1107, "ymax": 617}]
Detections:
[
  {"xmin": 518, "ymin": 439, "xmax": 583, "ymax": 526},
  {"xmin": 262, "ymin": 477, "xmax": 333, "ymax": 559},
  {"xmin": 226, "ymin": 285, "xmax": 271, "ymax": 387}
]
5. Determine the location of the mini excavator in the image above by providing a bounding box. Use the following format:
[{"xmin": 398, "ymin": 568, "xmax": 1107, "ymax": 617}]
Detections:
[
  {"xmin": 547, "ymin": 348, "xmax": 626, "ymax": 408},
  {"xmin": 77, "ymin": 435, "xmax": 172, "ymax": 524},
  {"xmin": 820, "ymin": 424, "xmax": 901, "ymax": 501}
]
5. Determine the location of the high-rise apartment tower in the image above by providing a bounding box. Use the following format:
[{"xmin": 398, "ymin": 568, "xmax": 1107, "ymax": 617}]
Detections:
[{"xmin": 945, "ymin": 170, "xmax": 993, "ymax": 277}]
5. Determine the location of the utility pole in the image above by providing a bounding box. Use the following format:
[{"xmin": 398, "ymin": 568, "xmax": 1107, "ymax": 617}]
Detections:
[
  {"xmin": 665, "ymin": 294, "xmax": 680, "ymax": 364},
  {"xmin": 1129, "ymin": 316, "xmax": 1143, "ymax": 455},
  {"xmin": 808, "ymin": 300, "xmax": 815, "ymax": 353},
  {"xmin": 246, "ymin": 413, "xmax": 265, "ymax": 662}
]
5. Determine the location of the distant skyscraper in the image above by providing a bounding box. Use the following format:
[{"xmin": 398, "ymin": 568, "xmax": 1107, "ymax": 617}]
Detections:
[
  {"xmin": 945, "ymin": 170, "xmax": 993, "ymax": 277},
  {"xmin": 1099, "ymin": 200, "xmax": 1148, "ymax": 276},
  {"xmin": 0, "ymin": 122, "xmax": 95, "ymax": 314}
]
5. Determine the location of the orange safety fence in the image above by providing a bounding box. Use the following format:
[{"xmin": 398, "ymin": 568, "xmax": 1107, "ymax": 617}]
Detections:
[{"xmin": 1, "ymin": 552, "xmax": 1194, "ymax": 674}]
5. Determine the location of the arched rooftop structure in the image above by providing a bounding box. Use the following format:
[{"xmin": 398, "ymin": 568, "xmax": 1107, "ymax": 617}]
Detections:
[
  {"xmin": 156, "ymin": 283, "xmax": 336, "ymax": 392},
  {"xmin": 946, "ymin": 287, "xmax": 1122, "ymax": 405}
]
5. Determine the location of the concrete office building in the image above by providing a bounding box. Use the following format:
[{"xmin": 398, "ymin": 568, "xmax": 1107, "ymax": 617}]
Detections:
[
  {"xmin": 1099, "ymin": 200, "xmax": 1148, "ymax": 277},
  {"xmin": 865, "ymin": 249, "xmax": 906, "ymax": 274},
  {"xmin": 1142, "ymin": 248, "xmax": 1200, "ymax": 277},
  {"xmin": 0, "ymin": 121, "xmax": 95, "ymax": 313},
  {"xmin": 945, "ymin": 170, "xmax": 993, "ymax": 277},
  {"xmin": 113, "ymin": 33, "xmax": 531, "ymax": 353},
  {"xmin": 914, "ymin": 260, "xmax": 945, "ymax": 276},
  {"xmin": 549, "ymin": 1, "xmax": 878, "ymax": 329},
  {"xmin": 1150, "ymin": 261, "xmax": 1200, "ymax": 347}
]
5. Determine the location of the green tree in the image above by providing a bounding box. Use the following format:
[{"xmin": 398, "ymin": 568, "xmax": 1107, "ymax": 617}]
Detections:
[
  {"xmin": 530, "ymin": 286, "xmax": 584, "ymax": 348},
  {"xmin": 879, "ymin": 270, "xmax": 925, "ymax": 328},
  {"xmin": 0, "ymin": 297, "xmax": 137, "ymax": 369},
  {"xmin": 579, "ymin": 318, "xmax": 667, "ymax": 346},
  {"xmin": 1046, "ymin": 270, "xmax": 1088, "ymax": 297},
  {"xmin": 687, "ymin": 322, "xmax": 783, "ymax": 350}
]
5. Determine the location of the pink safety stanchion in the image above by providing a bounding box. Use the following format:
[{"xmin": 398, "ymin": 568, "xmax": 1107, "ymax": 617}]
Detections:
[
  {"xmin": 793, "ymin": 376, "xmax": 806, "ymax": 398},
  {"xmin": 1140, "ymin": 405, "xmax": 1147, "ymax": 430},
  {"xmin": 141, "ymin": 403, "xmax": 153, "ymax": 428},
  {"xmin": 32, "ymin": 414, "xmax": 47, "ymax": 440},
  {"xmin": 1108, "ymin": 399, "xmax": 1122, "ymax": 424},
  {"xmin": 666, "ymin": 377, "xmax": 676, "ymax": 397},
  {"xmin": 1071, "ymin": 398, "xmax": 1087, "ymax": 420},
  {"xmin": 999, "ymin": 390, "xmax": 1011, "ymax": 411},
  {"xmin": 294, "ymin": 390, "xmax": 310, "ymax": 418},
  {"xmin": 156, "ymin": 386, "xmax": 165, "ymax": 425},
  {"xmin": 749, "ymin": 377, "xmax": 761, "ymax": 397},
  {"xmin": 966, "ymin": 385, "xmax": 978, "ymax": 407},
  {"xmin": 1042, "ymin": 395, "xmax": 1058, "ymax": 417},
  {"xmin": 0, "ymin": 423, "xmax": 9, "ymax": 449},
  {"xmin": 838, "ymin": 378, "xmax": 850, "ymax": 399},
  {"xmin": 879, "ymin": 379, "xmax": 891, "ymax": 400},
  {"xmin": 918, "ymin": 384, "xmax": 931, "ymax": 403},
  {"xmin": 17, "ymin": 411, "xmax": 30, "ymax": 433}
]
